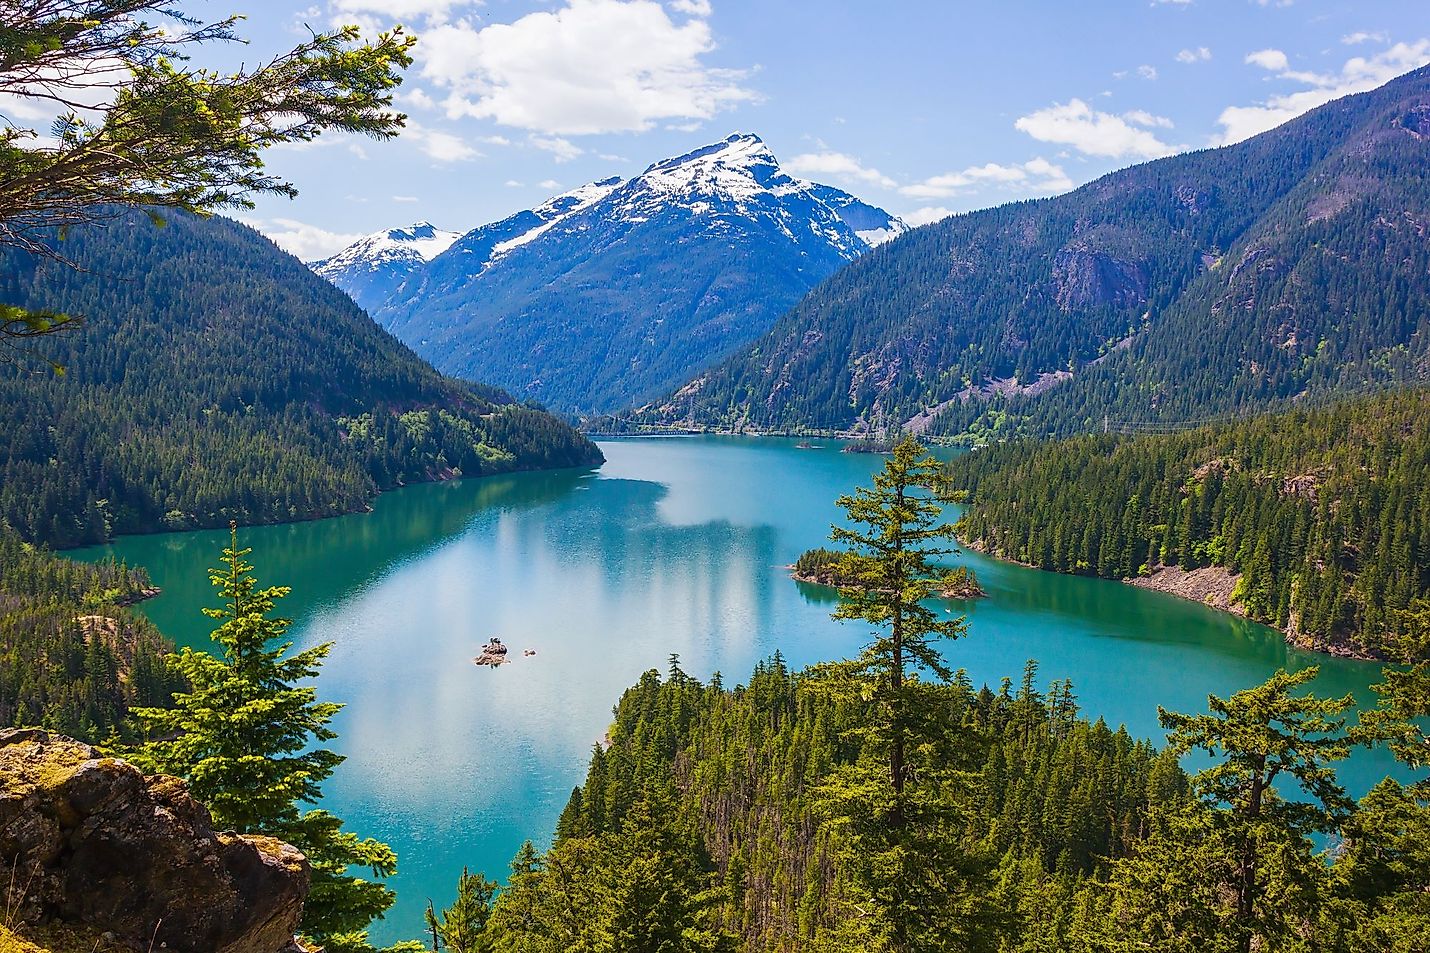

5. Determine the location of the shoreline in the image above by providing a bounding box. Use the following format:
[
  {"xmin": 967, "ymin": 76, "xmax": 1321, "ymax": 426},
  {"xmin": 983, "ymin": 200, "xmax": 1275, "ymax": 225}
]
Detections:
[
  {"xmin": 56, "ymin": 461, "xmax": 604, "ymax": 554},
  {"xmin": 587, "ymin": 427, "xmax": 965, "ymax": 447},
  {"xmin": 962, "ymin": 539, "xmax": 1380, "ymax": 662}
]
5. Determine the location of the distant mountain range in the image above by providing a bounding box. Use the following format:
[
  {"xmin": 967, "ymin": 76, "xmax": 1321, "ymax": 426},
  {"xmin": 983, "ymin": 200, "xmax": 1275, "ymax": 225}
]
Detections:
[
  {"xmin": 311, "ymin": 133, "xmax": 905, "ymax": 414},
  {"xmin": 312, "ymin": 222, "xmax": 461, "ymax": 314},
  {"xmin": 638, "ymin": 65, "xmax": 1430, "ymax": 438}
]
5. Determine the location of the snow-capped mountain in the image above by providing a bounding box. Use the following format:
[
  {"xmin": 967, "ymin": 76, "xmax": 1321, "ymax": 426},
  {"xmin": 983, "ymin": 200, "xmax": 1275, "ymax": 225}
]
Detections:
[
  {"xmin": 310, "ymin": 222, "xmax": 460, "ymax": 314},
  {"xmin": 801, "ymin": 181, "xmax": 906, "ymax": 247},
  {"xmin": 356, "ymin": 133, "xmax": 904, "ymax": 413}
]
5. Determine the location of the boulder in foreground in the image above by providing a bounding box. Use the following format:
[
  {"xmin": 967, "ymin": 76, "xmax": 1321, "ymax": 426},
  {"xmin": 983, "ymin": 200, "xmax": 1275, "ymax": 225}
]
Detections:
[{"xmin": 0, "ymin": 728, "xmax": 308, "ymax": 953}]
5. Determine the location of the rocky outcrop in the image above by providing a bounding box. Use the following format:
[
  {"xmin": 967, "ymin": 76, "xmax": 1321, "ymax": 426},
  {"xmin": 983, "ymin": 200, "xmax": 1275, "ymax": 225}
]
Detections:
[
  {"xmin": 474, "ymin": 637, "xmax": 511, "ymax": 666},
  {"xmin": 1050, "ymin": 247, "xmax": 1147, "ymax": 312},
  {"xmin": 0, "ymin": 729, "xmax": 309, "ymax": 953},
  {"xmin": 1126, "ymin": 565, "xmax": 1245, "ymax": 617}
]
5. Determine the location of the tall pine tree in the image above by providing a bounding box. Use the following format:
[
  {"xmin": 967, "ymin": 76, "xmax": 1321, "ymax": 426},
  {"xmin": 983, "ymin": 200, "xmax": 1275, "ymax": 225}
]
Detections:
[{"xmin": 132, "ymin": 524, "xmax": 407, "ymax": 952}]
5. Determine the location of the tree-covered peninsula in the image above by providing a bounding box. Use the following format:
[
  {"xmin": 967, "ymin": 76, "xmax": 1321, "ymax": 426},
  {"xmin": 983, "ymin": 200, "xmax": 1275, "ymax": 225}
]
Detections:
[{"xmin": 944, "ymin": 388, "xmax": 1430, "ymax": 659}]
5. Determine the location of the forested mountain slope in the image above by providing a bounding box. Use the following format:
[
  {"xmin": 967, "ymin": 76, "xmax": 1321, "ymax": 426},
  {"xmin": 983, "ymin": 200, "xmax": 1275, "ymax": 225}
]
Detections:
[
  {"xmin": 373, "ymin": 134, "xmax": 906, "ymax": 415},
  {"xmin": 945, "ymin": 388, "xmax": 1430, "ymax": 657},
  {"xmin": 0, "ymin": 524, "xmax": 182, "ymax": 740},
  {"xmin": 0, "ymin": 211, "xmax": 602, "ymax": 548},
  {"xmin": 640, "ymin": 65, "xmax": 1430, "ymax": 437}
]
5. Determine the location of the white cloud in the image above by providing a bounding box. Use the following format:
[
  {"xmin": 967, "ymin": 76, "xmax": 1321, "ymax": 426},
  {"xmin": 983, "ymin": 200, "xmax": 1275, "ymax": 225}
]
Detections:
[
  {"xmin": 901, "ymin": 207, "xmax": 955, "ymax": 227},
  {"xmin": 1218, "ymin": 38, "xmax": 1430, "ymax": 143},
  {"xmin": 1176, "ymin": 47, "xmax": 1212, "ymax": 63},
  {"xmin": 248, "ymin": 218, "xmax": 364, "ymax": 260},
  {"xmin": 538, "ymin": 179, "xmax": 562, "ymax": 189},
  {"xmin": 397, "ymin": 87, "xmax": 438, "ymax": 111},
  {"xmin": 405, "ymin": 122, "xmax": 480, "ymax": 161},
  {"xmin": 1342, "ymin": 31, "xmax": 1388, "ymax": 46},
  {"xmin": 505, "ymin": 179, "xmax": 524, "ymax": 187},
  {"xmin": 1245, "ymin": 48, "xmax": 1290, "ymax": 71},
  {"xmin": 529, "ymin": 134, "xmax": 584, "ymax": 161},
  {"xmin": 331, "ymin": 0, "xmax": 480, "ymax": 21},
  {"xmin": 1137, "ymin": 64, "xmax": 1159, "ymax": 80},
  {"xmin": 392, "ymin": 195, "xmax": 419, "ymax": 202},
  {"xmin": 1123, "ymin": 109, "xmax": 1174, "ymax": 129},
  {"xmin": 785, "ymin": 151, "xmax": 896, "ymax": 190},
  {"xmin": 900, "ymin": 157, "xmax": 1073, "ymax": 200},
  {"xmin": 669, "ymin": 0, "xmax": 712, "ymax": 14},
  {"xmin": 1014, "ymin": 99, "xmax": 1180, "ymax": 159},
  {"xmin": 418, "ymin": 0, "xmax": 756, "ymax": 136}
]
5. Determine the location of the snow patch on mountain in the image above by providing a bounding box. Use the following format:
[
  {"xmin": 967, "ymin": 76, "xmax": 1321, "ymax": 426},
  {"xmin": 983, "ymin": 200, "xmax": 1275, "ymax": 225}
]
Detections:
[
  {"xmin": 490, "ymin": 177, "xmax": 624, "ymax": 261},
  {"xmin": 312, "ymin": 222, "xmax": 460, "ymax": 276}
]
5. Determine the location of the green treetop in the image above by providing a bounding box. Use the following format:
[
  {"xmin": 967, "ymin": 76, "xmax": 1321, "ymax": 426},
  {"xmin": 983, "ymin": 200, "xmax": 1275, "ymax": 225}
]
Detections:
[{"xmin": 426, "ymin": 867, "xmax": 498, "ymax": 953}]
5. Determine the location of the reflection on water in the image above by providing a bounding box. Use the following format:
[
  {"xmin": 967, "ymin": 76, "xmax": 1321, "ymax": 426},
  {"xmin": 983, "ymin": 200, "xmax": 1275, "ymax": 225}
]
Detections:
[{"xmin": 75, "ymin": 436, "xmax": 1404, "ymax": 943}]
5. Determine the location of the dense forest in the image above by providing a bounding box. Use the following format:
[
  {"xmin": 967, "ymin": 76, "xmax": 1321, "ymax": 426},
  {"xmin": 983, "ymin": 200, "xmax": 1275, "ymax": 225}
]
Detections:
[
  {"xmin": 0, "ymin": 210, "xmax": 603, "ymax": 548},
  {"xmin": 472, "ymin": 656, "xmax": 1182, "ymax": 952},
  {"xmin": 944, "ymin": 389, "xmax": 1430, "ymax": 657},
  {"xmin": 634, "ymin": 65, "xmax": 1430, "ymax": 441},
  {"xmin": 426, "ymin": 650, "xmax": 1429, "ymax": 953},
  {"xmin": 0, "ymin": 523, "xmax": 182, "ymax": 741}
]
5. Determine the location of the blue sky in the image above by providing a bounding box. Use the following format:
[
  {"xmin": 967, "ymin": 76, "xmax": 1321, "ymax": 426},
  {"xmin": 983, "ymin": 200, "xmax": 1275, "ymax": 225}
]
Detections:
[{"xmin": 217, "ymin": 0, "xmax": 1430, "ymax": 257}]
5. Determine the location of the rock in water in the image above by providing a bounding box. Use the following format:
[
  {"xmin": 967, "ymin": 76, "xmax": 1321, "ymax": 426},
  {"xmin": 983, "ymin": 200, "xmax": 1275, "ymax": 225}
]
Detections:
[{"xmin": 0, "ymin": 728, "xmax": 309, "ymax": 953}]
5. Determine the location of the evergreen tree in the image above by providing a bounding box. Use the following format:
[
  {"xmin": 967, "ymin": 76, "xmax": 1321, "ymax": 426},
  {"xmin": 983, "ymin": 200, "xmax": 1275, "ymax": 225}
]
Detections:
[
  {"xmin": 825, "ymin": 435, "xmax": 966, "ymax": 808},
  {"xmin": 132, "ymin": 524, "xmax": 403, "ymax": 951},
  {"xmin": 810, "ymin": 437, "xmax": 990, "ymax": 952},
  {"xmin": 1119, "ymin": 668, "xmax": 1355, "ymax": 953},
  {"xmin": 425, "ymin": 867, "xmax": 497, "ymax": 953}
]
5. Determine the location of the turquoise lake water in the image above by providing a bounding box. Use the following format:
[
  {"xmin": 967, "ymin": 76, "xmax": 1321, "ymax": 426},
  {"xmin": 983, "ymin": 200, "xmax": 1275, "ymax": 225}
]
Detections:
[{"xmin": 75, "ymin": 436, "xmax": 1403, "ymax": 943}]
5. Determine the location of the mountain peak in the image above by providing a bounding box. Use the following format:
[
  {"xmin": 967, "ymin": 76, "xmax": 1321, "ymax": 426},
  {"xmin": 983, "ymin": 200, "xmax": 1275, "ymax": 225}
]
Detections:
[
  {"xmin": 309, "ymin": 221, "xmax": 462, "ymax": 312},
  {"xmin": 388, "ymin": 221, "xmax": 442, "ymax": 240},
  {"xmin": 642, "ymin": 132, "xmax": 777, "ymax": 178},
  {"xmin": 369, "ymin": 132, "xmax": 907, "ymax": 414}
]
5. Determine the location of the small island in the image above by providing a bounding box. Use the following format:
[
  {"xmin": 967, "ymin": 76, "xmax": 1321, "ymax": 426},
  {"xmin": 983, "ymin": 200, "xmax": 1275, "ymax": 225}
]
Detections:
[
  {"xmin": 791, "ymin": 548, "xmax": 985, "ymax": 600},
  {"xmin": 474, "ymin": 637, "xmax": 510, "ymax": 667},
  {"xmin": 939, "ymin": 565, "xmax": 986, "ymax": 600},
  {"xmin": 841, "ymin": 438, "xmax": 895, "ymax": 454},
  {"xmin": 790, "ymin": 547, "xmax": 847, "ymax": 586}
]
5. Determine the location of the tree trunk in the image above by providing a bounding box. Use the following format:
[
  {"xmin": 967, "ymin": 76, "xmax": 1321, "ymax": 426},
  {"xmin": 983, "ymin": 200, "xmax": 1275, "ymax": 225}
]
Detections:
[{"xmin": 1236, "ymin": 765, "xmax": 1266, "ymax": 953}]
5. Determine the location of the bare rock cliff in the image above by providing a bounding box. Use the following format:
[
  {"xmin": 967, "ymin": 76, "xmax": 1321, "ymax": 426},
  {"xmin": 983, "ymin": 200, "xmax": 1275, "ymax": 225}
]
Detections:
[{"xmin": 0, "ymin": 728, "xmax": 308, "ymax": 953}]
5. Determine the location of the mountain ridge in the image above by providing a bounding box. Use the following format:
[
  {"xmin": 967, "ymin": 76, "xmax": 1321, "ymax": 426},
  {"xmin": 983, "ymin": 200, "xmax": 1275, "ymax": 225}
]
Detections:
[
  {"xmin": 313, "ymin": 133, "xmax": 905, "ymax": 414},
  {"xmin": 637, "ymin": 66, "xmax": 1430, "ymax": 439}
]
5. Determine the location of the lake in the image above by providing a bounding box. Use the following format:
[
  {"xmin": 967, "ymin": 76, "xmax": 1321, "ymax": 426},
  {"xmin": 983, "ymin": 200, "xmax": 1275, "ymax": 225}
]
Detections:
[{"xmin": 75, "ymin": 436, "xmax": 1403, "ymax": 944}]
